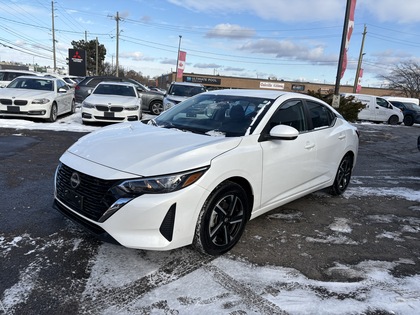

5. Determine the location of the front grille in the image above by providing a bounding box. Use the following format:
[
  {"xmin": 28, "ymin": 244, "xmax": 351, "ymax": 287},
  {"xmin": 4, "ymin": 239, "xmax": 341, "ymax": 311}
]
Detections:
[
  {"xmin": 0, "ymin": 99, "xmax": 12, "ymax": 105},
  {"xmin": 14, "ymin": 100, "xmax": 28, "ymax": 105},
  {"xmin": 55, "ymin": 163, "xmax": 122, "ymax": 222},
  {"xmin": 96, "ymin": 105, "xmax": 124, "ymax": 112}
]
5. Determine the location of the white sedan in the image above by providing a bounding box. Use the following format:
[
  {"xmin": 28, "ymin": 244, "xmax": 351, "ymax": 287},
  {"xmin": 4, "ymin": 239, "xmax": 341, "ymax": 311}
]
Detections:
[
  {"xmin": 81, "ymin": 81, "xmax": 142, "ymax": 124},
  {"xmin": 0, "ymin": 76, "xmax": 75, "ymax": 122},
  {"xmin": 54, "ymin": 89, "xmax": 359, "ymax": 255}
]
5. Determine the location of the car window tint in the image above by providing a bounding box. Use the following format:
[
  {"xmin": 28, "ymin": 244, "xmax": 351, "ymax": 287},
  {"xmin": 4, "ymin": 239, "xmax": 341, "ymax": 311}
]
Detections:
[
  {"xmin": 306, "ymin": 101, "xmax": 335, "ymax": 129},
  {"xmin": 268, "ymin": 100, "xmax": 307, "ymax": 132},
  {"xmin": 376, "ymin": 97, "xmax": 390, "ymax": 108}
]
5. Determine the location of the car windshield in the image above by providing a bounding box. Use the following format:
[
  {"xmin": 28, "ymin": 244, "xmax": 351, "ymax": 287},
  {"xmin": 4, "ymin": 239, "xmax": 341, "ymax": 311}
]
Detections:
[
  {"xmin": 169, "ymin": 85, "xmax": 206, "ymax": 97},
  {"xmin": 153, "ymin": 93, "xmax": 272, "ymax": 137},
  {"xmin": 7, "ymin": 78, "xmax": 54, "ymax": 91},
  {"xmin": 93, "ymin": 84, "xmax": 136, "ymax": 97}
]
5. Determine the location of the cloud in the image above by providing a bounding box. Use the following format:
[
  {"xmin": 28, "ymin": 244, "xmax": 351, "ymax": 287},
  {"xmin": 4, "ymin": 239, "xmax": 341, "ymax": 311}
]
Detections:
[
  {"xmin": 224, "ymin": 66, "xmax": 245, "ymax": 72},
  {"xmin": 193, "ymin": 63, "xmax": 223, "ymax": 69},
  {"xmin": 120, "ymin": 52, "xmax": 155, "ymax": 61},
  {"xmin": 359, "ymin": 0, "xmax": 420, "ymax": 23},
  {"xmin": 206, "ymin": 24, "xmax": 255, "ymax": 39},
  {"xmin": 160, "ymin": 58, "xmax": 176, "ymax": 65},
  {"xmin": 167, "ymin": 0, "xmax": 344, "ymax": 22},
  {"xmin": 239, "ymin": 39, "xmax": 336, "ymax": 63}
]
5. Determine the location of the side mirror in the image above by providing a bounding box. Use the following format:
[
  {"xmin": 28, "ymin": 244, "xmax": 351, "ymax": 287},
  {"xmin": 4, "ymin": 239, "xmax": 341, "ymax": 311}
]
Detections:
[
  {"xmin": 58, "ymin": 87, "xmax": 67, "ymax": 93},
  {"xmin": 269, "ymin": 124, "xmax": 299, "ymax": 140}
]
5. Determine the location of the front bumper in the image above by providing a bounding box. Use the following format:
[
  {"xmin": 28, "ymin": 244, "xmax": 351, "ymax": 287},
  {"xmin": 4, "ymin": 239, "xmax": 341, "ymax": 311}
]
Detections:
[{"xmin": 54, "ymin": 174, "xmax": 209, "ymax": 251}]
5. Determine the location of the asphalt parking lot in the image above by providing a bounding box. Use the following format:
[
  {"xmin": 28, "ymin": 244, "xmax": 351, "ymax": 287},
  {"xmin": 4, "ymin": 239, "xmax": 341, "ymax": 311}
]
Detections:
[{"xmin": 0, "ymin": 122, "xmax": 419, "ymax": 314}]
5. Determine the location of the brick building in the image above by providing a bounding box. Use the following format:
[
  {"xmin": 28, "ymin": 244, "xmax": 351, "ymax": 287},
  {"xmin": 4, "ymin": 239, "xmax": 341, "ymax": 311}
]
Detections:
[{"xmin": 157, "ymin": 72, "xmax": 400, "ymax": 97}]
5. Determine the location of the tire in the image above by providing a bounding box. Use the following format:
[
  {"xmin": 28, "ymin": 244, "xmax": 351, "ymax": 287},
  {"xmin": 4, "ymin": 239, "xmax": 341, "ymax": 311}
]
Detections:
[
  {"xmin": 403, "ymin": 115, "xmax": 414, "ymax": 126},
  {"xmin": 330, "ymin": 154, "xmax": 353, "ymax": 196},
  {"xmin": 150, "ymin": 101, "xmax": 163, "ymax": 115},
  {"xmin": 70, "ymin": 99, "xmax": 76, "ymax": 114},
  {"xmin": 388, "ymin": 115, "xmax": 399, "ymax": 125},
  {"xmin": 193, "ymin": 181, "xmax": 250, "ymax": 255},
  {"xmin": 47, "ymin": 103, "xmax": 58, "ymax": 122}
]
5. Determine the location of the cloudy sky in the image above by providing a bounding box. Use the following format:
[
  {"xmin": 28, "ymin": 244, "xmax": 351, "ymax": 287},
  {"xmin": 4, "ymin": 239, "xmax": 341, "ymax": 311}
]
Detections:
[{"xmin": 1, "ymin": 0, "xmax": 420, "ymax": 87}]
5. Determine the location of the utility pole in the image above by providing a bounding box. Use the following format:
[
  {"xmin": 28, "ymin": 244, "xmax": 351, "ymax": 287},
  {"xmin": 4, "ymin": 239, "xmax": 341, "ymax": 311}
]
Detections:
[
  {"xmin": 85, "ymin": 31, "xmax": 87, "ymax": 42},
  {"xmin": 353, "ymin": 24, "xmax": 367, "ymax": 93},
  {"xmin": 51, "ymin": 1, "xmax": 57, "ymax": 72},
  {"xmin": 95, "ymin": 37, "xmax": 99, "ymax": 75},
  {"xmin": 115, "ymin": 12, "xmax": 120, "ymax": 77}
]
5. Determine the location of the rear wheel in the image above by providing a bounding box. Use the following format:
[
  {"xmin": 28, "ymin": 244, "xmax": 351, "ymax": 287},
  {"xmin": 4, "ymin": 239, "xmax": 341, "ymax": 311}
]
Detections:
[
  {"xmin": 47, "ymin": 103, "xmax": 58, "ymax": 122},
  {"xmin": 330, "ymin": 154, "xmax": 353, "ymax": 196},
  {"xmin": 388, "ymin": 115, "xmax": 399, "ymax": 125},
  {"xmin": 150, "ymin": 101, "xmax": 163, "ymax": 115},
  {"xmin": 193, "ymin": 181, "xmax": 250, "ymax": 255}
]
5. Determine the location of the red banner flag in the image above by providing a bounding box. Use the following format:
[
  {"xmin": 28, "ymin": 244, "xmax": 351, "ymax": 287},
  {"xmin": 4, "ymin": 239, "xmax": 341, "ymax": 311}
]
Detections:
[
  {"xmin": 177, "ymin": 50, "xmax": 187, "ymax": 79},
  {"xmin": 341, "ymin": 0, "xmax": 357, "ymax": 78}
]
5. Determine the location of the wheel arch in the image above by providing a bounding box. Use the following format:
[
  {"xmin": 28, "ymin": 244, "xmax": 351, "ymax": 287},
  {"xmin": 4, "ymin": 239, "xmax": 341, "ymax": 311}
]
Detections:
[{"xmin": 221, "ymin": 176, "xmax": 254, "ymax": 218}]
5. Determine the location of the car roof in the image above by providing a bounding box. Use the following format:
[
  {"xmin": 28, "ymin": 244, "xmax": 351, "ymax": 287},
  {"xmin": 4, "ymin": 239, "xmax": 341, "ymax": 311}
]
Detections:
[
  {"xmin": 96, "ymin": 81, "xmax": 137, "ymax": 87},
  {"xmin": 203, "ymin": 88, "xmax": 288, "ymax": 99},
  {"xmin": 0, "ymin": 69, "xmax": 36, "ymax": 74}
]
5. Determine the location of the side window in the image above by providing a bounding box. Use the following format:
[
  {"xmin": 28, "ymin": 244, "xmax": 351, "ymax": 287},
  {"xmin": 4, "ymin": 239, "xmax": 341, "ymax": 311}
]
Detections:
[
  {"xmin": 376, "ymin": 97, "xmax": 390, "ymax": 109},
  {"xmin": 268, "ymin": 100, "xmax": 307, "ymax": 132},
  {"xmin": 306, "ymin": 101, "xmax": 335, "ymax": 129}
]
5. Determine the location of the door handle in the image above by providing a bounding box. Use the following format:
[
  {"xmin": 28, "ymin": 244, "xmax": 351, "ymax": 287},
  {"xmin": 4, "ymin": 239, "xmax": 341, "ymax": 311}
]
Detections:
[
  {"xmin": 305, "ymin": 142, "xmax": 315, "ymax": 150},
  {"xmin": 338, "ymin": 134, "xmax": 346, "ymax": 140}
]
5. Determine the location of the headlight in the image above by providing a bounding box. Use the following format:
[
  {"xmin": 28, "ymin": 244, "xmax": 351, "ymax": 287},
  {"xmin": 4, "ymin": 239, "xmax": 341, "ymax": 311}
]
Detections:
[
  {"xmin": 32, "ymin": 98, "xmax": 50, "ymax": 104},
  {"xmin": 125, "ymin": 105, "xmax": 139, "ymax": 111},
  {"xmin": 83, "ymin": 102, "xmax": 95, "ymax": 108},
  {"xmin": 117, "ymin": 167, "xmax": 208, "ymax": 195},
  {"xmin": 163, "ymin": 99, "xmax": 175, "ymax": 111}
]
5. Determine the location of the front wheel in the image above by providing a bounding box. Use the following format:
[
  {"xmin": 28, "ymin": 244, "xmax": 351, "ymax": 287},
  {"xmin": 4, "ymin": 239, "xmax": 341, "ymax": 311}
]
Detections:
[
  {"xmin": 47, "ymin": 103, "xmax": 58, "ymax": 122},
  {"xmin": 70, "ymin": 99, "xmax": 76, "ymax": 114},
  {"xmin": 330, "ymin": 154, "xmax": 353, "ymax": 196},
  {"xmin": 193, "ymin": 181, "xmax": 250, "ymax": 255},
  {"xmin": 388, "ymin": 115, "xmax": 399, "ymax": 125}
]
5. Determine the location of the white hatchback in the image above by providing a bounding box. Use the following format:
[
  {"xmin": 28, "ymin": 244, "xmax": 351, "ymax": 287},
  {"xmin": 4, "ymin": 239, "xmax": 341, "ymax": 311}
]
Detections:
[
  {"xmin": 81, "ymin": 81, "xmax": 142, "ymax": 124},
  {"xmin": 54, "ymin": 89, "xmax": 359, "ymax": 255}
]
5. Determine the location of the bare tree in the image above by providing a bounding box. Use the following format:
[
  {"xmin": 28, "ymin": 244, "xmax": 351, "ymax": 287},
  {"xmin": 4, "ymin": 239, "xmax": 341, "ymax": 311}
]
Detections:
[{"xmin": 381, "ymin": 61, "xmax": 420, "ymax": 99}]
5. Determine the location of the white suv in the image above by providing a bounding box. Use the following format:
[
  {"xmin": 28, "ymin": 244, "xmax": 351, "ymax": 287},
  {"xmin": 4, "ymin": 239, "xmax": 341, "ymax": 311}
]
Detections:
[{"xmin": 163, "ymin": 82, "xmax": 206, "ymax": 111}]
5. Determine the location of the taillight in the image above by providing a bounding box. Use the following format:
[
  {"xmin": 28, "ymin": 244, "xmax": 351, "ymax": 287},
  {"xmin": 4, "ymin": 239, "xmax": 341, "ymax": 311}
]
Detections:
[{"xmin": 75, "ymin": 85, "xmax": 80, "ymax": 90}]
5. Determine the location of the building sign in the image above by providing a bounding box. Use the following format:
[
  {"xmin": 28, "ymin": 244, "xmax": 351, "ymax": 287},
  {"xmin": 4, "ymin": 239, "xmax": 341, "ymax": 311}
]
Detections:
[
  {"xmin": 291, "ymin": 84, "xmax": 305, "ymax": 91},
  {"xmin": 184, "ymin": 76, "xmax": 221, "ymax": 85},
  {"xmin": 68, "ymin": 49, "xmax": 87, "ymax": 76},
  {"xmin": 260, "ymin": 82, "xmax": 285, "ymax": 90}
]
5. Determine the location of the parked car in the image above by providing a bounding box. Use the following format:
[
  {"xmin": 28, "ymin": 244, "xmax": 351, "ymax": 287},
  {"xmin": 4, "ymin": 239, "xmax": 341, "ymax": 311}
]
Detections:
[
  {"xmin": 0, "ymin": 76, "xmax": 75, "ymax": 122},
  {"xmin": 163, "ymin": 81, "xmax": 206, "ymax": 111},
  {"xmin": 342, "ymin": 93, "xmax": 404, "ymax": 125},
  {"xmin": 387, "ymin": 101, "xmax": 420, "ymax": 126},
  {"xmin": 0, "ymin": 69, "xmax": 40, "ymax": 87},
  {"xmin": 75, "ymin": 76, "xmax": 164, "ymax": 115},
  {"xmin": 54, "ymin": 89, "xmax": 359, "ymax": 255},
  {"xmin": 81, "ymin": 81, "xmax": 142, "ymax": 124}
]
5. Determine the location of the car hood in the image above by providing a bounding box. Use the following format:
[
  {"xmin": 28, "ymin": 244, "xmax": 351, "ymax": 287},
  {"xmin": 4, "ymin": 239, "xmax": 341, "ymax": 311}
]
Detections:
[
  {"xmin": 0, "ymin": 88, "xmax": 54, "ymax": 99},
  {"xmin": 65, "ymin": 122, "xmax": 241, "ymax": 177},
  {"xmin": 84, "ymin": 94, "xmax": 139, "ymax": 105}
]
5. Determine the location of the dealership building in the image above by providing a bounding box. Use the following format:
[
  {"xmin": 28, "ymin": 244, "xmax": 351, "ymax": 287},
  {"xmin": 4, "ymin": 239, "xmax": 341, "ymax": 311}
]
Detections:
[{"xmin": 157, "ymin": 72, "xmax": 397, "ymax": 97}]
